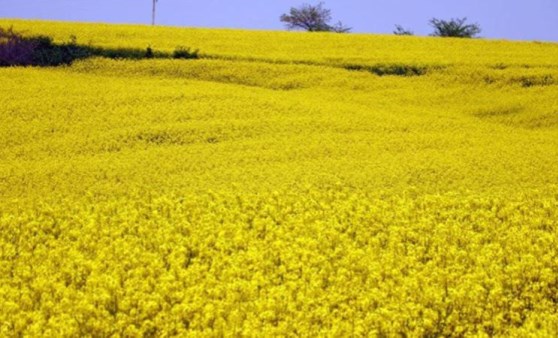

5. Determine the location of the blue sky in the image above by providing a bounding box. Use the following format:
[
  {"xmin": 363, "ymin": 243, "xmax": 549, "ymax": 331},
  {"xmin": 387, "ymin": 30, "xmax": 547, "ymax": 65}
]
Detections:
[{"xmin": 1, "ymin": 0, "xmax": 557, "ymax": 41}]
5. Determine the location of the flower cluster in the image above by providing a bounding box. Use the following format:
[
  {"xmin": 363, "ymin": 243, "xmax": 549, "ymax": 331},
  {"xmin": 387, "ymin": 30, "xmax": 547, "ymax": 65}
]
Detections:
[{"xmin": 1, "ymin": 190, "xmax": 557, "ymax": 336}]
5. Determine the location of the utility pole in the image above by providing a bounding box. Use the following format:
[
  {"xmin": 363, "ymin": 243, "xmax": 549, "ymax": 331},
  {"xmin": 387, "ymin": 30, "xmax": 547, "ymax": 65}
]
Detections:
[{"xmin": 152, "ymin": 0, "xmax": 157, "ymax": 26}]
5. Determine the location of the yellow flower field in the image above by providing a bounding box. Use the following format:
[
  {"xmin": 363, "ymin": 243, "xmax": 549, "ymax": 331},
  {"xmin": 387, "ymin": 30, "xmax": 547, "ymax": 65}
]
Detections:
[{"xmin": 1, "ymin": 19, "xmax": 558, "ymax": 336}]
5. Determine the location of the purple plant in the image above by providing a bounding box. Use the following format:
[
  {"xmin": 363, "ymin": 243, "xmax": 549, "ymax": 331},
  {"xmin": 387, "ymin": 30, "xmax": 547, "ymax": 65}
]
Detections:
[{"xmin": 0, "ymin": 27, "xmax": 38, "ymax": 66}]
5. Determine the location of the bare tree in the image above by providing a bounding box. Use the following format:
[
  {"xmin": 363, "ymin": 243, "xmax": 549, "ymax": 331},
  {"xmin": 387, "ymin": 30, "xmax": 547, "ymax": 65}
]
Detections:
[
  {"xmin": 280, "ymin": 2, "xmax": 351, "ymax": 33},
  {"xmin": 429, "ymin": 17, "xmax": 481, "ymax": 38},
  {"xmin": 330, "ymin": 21, "xmax": 352, "ymax": 33}
]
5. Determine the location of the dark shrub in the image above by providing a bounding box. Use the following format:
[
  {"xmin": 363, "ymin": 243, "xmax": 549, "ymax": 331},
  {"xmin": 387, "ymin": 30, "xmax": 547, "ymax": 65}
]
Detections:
[
  {"xmin": 0, "ymin": 27, "xmax": 91, "ymax": 67},
  {"xmin": 1, "ymin": 27, "xmax": 203, "ymax": 67},
  {"xmin": 0, "ymin": 27, "xmax": 38, "ymax": 66},
  {"xmin": 345, "ymin": 63, "xmax": 429, "ymax": 77},
  {"xmin": 145, "ymin": 46, "xmax": 154, "ymax": 59},
  {"xmin": 92, "ymin": 46, "xmax": 148, "ymax": 60},
  {"xmin": 173, "ymin": 46, "xmax": 199, "ymax": 59},
  {"xmin": 393, "ymin": 25, "xmax": 414, "ymax": 36}
]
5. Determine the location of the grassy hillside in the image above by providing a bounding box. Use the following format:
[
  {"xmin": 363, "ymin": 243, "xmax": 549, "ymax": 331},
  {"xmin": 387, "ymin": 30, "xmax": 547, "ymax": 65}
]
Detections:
[{"xmin": 1, "ymin": 20, "xmax": 558, "ymax": 336}]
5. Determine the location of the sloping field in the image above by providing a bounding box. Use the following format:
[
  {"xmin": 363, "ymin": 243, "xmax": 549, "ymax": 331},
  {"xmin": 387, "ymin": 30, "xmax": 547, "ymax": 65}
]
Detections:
[{"xmin": 1, "ymin": 20, "xmax": 558, "ymax": 336}]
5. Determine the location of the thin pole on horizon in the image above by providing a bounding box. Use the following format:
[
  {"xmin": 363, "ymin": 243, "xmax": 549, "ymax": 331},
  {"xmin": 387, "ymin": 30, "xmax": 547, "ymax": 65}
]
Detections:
[{"xmin": 152, "ymin": 0, "xmax": 157, "ymax": 26}]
